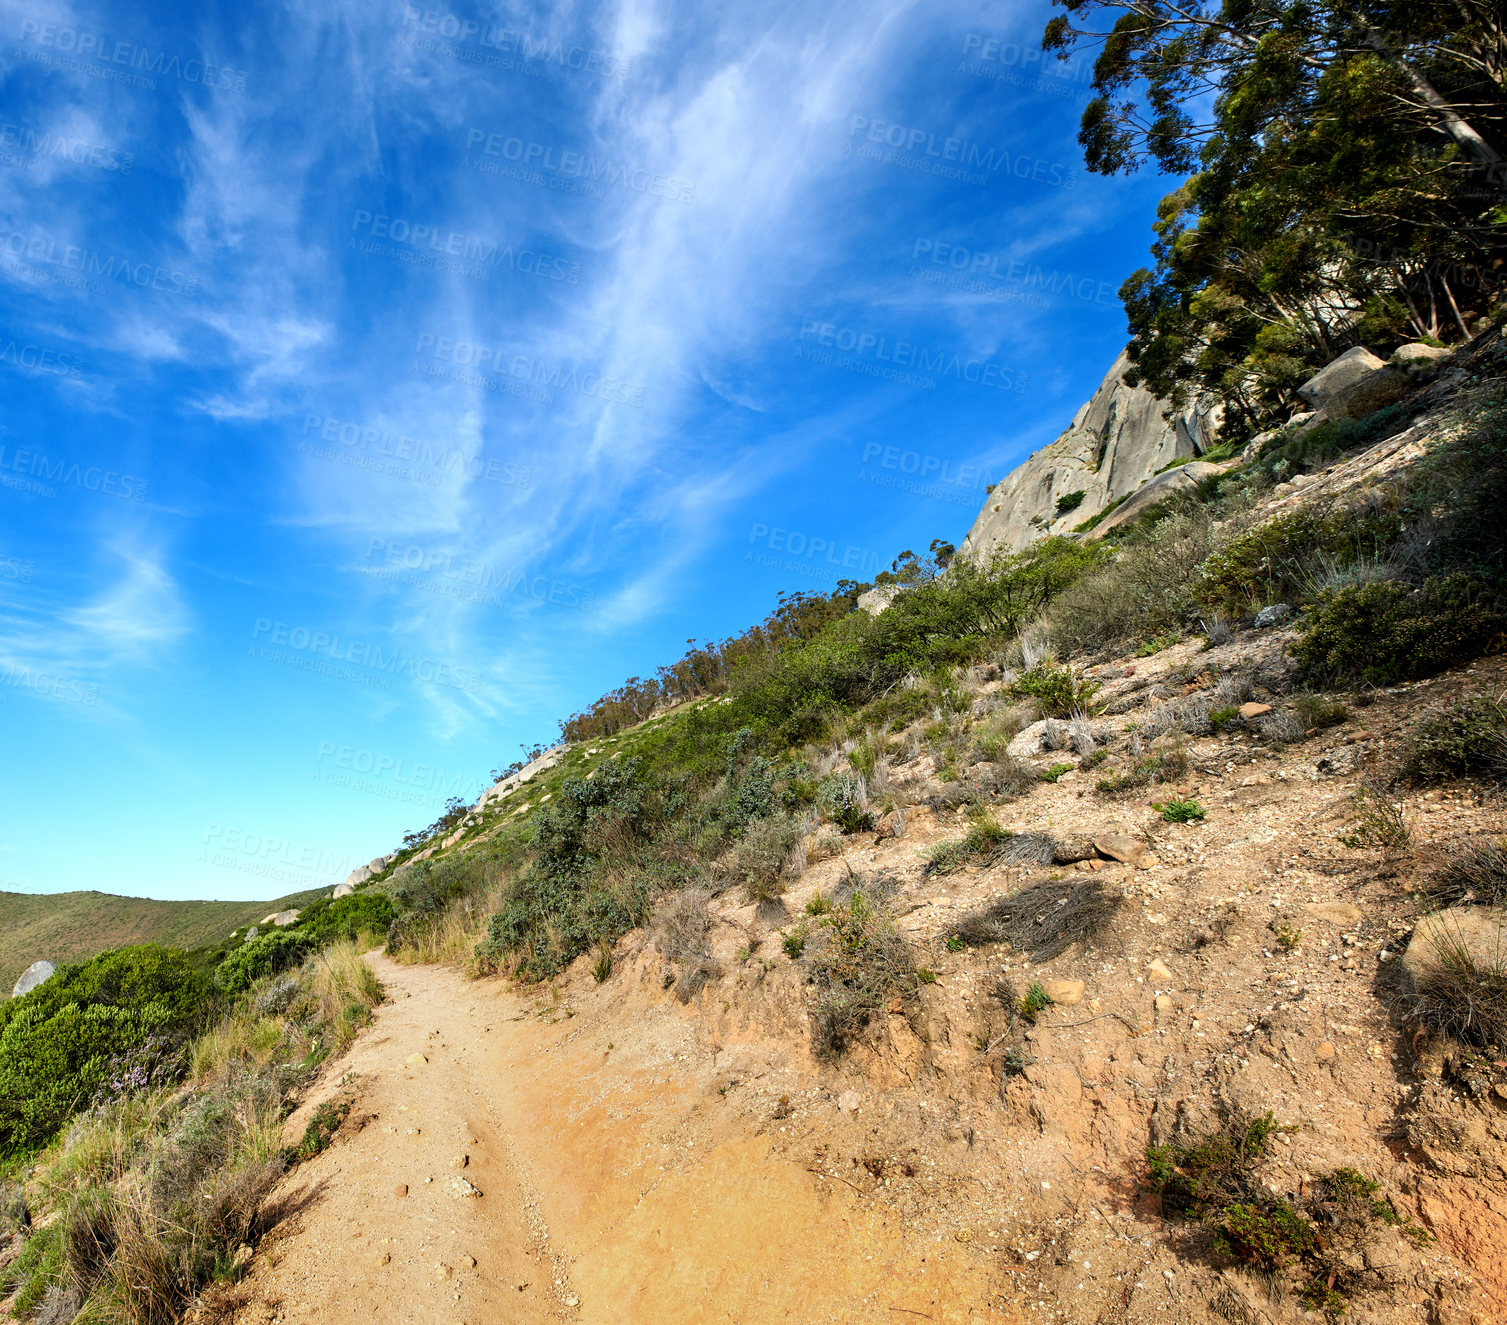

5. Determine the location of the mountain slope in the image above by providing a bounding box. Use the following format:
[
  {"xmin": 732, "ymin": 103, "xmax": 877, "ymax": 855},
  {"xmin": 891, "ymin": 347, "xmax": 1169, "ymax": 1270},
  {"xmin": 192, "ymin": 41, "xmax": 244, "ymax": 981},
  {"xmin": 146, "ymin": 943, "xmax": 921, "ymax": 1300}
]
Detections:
[{"xmin": 0, "ymin": 888, "xmax": 330, "ymax": 993}]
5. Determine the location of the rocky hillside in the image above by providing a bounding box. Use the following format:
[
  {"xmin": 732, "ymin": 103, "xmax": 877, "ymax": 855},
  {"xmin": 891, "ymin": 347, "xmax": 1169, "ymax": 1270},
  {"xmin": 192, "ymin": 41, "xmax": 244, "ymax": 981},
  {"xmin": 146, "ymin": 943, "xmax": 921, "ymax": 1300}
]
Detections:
[{"xmin": 959, "ymin": 350, "xmax": 1222, "ymax": 557}]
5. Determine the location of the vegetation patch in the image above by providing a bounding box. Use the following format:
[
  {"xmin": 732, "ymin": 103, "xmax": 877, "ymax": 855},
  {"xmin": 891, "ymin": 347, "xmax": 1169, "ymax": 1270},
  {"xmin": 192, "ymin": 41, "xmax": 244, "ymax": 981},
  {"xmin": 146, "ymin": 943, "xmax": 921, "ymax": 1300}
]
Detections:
[
  {"xmin": 950, "ymin": 880, "xmax": 1122, "ymax": 961},
  {"xmin": 797, "ymin": 890, "xmax": 919, "ymax": 1059},
  {"xmin": 1008, "ymin": 661, "xmax": 1099, "ymax": 717},
  {"xmin": 1397, "ymin": 696, "xmax": 1507, "ymax": 784}
]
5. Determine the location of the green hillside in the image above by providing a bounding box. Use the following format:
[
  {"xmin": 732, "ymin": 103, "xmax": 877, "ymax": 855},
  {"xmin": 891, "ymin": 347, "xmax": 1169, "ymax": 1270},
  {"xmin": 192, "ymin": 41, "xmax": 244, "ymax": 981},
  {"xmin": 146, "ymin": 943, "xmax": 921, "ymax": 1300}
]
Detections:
[{"xmin": 0, "ymin": 887, "xmax": 333, "ymax": 994}]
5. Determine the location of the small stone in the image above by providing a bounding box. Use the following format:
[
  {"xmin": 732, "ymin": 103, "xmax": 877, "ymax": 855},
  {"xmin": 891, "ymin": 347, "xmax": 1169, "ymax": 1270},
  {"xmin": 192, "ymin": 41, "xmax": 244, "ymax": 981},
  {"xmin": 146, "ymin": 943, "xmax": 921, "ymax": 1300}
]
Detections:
[
  {"xmin": 565, "ymin": 1295, "xmax": 580, "ymax": 1308},
  {"xmin": 1146, "ymin": 959, "xmax": 1174, "ymax": 982},
  {"xmin": 837, "ymin": 1090, "xmax": 861, "ymax": 1115},
  {"xmin": 378, "ymin": 1252, "xmax": 391, "ymax": 1265},
  {"xmin": 1040, "ymin": 979, "xmax": 1084, "ymax": 1007},
  {"xmin": 405, "ymin": 1053, "xmax": 428, "ymax": 1067},
  {"xmin": 1316, "ymin": 1041, "xmax": 1336, "ymax": 1061},
  {"xmin": 1238, "ymin": 702, "xmax": 1272, "ymax": 719},
  {"xmin": 433, "ymin": 1263, "xmax": 453, "ymax": 1282},
  {"xmin": 955, "ymin": 1229, "xmax": 973, "ymax": 1243},
  {"xmin": 449, "ymin": 1154, "xmax": 469, "ymax": 1169},
  {"xmin": 1095, "ymin": 833, "xmax": 1150, "ymax": 867},
  {"xmin": 447, "ymin": 1177, "xmax": 482, "ymax": 1199},
  {"xmin": 1154, "ymin": 995, "xmax": 1175, "ymax": 1015},
  {"xmin": 393, "ymin": 1184, "xmax": 408, "ymax": 1198},
  {"xmin": 463, "ymin": 1255, "xmax": 477, "ymax": 1269}
]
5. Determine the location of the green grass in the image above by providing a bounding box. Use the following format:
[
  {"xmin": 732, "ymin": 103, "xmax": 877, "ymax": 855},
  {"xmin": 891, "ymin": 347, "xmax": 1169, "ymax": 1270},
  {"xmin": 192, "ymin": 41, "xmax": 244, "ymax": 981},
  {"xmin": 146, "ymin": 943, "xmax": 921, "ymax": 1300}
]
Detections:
[{"xmin": 0, "ymin": 887, "xmax": 331, "ymax": 996}]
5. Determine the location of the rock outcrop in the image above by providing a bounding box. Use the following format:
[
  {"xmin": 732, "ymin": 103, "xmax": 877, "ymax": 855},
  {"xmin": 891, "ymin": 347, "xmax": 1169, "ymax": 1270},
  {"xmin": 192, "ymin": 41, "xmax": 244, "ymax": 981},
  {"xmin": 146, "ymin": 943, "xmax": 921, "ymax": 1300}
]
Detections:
[
  {"xmin": 959, "ymin": 349, "xmax": 1221, "ymax": 558},
  {"xmin": 12, "ymin": 959, "xmax": 56, "ymax": 998}
]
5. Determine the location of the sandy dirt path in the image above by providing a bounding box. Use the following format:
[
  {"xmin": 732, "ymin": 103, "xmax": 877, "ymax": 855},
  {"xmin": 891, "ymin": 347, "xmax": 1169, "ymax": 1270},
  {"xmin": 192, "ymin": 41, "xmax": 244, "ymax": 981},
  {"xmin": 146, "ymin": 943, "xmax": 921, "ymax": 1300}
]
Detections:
[{"xmin": 235, "ymin": 953, "xmax": 1016, "ymax": 1325}]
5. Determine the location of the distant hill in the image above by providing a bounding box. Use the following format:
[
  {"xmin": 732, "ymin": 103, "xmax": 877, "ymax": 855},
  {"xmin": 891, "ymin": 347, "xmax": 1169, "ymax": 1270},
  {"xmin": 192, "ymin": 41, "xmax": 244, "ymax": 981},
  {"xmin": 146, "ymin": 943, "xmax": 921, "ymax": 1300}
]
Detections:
[{"xmin": 0, "ymin": 887, "xmax": 332, "ymax": 994}]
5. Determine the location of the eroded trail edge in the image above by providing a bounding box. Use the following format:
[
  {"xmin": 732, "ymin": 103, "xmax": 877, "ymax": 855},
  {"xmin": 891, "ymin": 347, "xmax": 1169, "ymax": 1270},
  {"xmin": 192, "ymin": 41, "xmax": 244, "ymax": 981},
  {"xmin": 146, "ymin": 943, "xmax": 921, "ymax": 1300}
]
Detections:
[{"xmin": 234, "ymin": 953, "xmax": 1014, "ymax": 1325}]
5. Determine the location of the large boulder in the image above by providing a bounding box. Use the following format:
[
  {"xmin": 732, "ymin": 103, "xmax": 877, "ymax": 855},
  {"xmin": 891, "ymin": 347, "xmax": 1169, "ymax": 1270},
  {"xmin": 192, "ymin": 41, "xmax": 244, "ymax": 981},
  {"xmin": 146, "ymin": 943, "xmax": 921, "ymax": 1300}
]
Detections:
[
  {"xmin": 332, "ymin": 882, "xmax": 355, "ymax": 899},
  {"xmin": 1402, "ymin": 906, "xmax": 1506, "ymax": 982},
  {"xmin": 1297, "ymin": 347, "xmax": 1409, "ymax": 420},
  {"xmin": 11, "ymin": 959, "xmax": 56, "ymax": 998},
  {"xmin": 265, "ymin": 909, "xmax": 301, "ymax": 927}
]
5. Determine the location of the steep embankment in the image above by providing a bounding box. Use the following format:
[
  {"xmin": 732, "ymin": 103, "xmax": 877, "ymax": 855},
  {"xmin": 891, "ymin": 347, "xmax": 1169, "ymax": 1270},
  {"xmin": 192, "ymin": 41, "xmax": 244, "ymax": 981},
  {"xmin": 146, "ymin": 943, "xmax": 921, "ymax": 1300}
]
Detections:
[{"xmin": 0, "ymin": 888, "xmax": 329, "ymax": 993}]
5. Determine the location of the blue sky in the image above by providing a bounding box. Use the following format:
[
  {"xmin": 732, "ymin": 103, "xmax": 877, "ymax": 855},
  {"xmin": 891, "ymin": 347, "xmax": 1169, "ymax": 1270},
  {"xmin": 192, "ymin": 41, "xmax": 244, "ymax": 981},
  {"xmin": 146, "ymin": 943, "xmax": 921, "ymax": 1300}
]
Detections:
[{"xmin": 0, "ymin": 0, "xmax": 1171, "ymax": 901}]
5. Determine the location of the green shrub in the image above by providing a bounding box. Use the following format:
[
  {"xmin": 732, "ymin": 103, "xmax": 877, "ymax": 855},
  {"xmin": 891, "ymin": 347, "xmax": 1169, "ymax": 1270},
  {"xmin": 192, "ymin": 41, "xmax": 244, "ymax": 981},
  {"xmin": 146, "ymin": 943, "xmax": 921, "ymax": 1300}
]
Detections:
[
  {"xmin": 295, "ymin": 892, "xmax": 395, "ymax": 946},
  {"xmin": 1040, "ymin": 762, "xmax": 1075, "ymax": 783},
  {"xmin": 1009, "ymin": 661, "xmax": 1098, "ymax": 717},
  {"xmin": 0, "ymin": 946, "xmax": 212, "ymax": 1151},
  {"xmin": 800, "ymin": 891, "xmax": 917, "ymax": 1058},
  {"xmin": 1018, "ymin": 981, "xmax": 1053, "ymax": 1022},
  {"xmin": 727, "ymin": 813, "xmax": 804, "ymax": 903},
  {"xmin": 1397, "ymin": 696, "xmax": 1507, "ymax": 783},
  {"xmin": 1055, "ymin": 489, "xmax": 1086, "ymax": 515},
  {"xmin": 1156, "ymin": 798, "xmax": 1206, "ymax": 823},
  {"xmin": 1294, "ymin": 575, "xmax": 1506, "ymax": 686},
  {"xmin": 213, "ymin": 932, "xmax": 311, "ymax": 996}
]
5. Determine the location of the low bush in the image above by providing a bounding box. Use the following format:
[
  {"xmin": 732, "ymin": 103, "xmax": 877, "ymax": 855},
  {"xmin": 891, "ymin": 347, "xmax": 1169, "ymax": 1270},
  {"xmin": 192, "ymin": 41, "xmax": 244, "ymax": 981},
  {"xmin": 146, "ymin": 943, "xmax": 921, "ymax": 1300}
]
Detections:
[
  {"xmin": 727, "ymin": 813, "xmax": 805, "ymax": 903},
  {"xmin": 1397, "ymin": 696, "xmax": 1507, "ymax": 783},
  {"xmin": 1008, "ymin": 661, "xmax": 1098, "ymax": 717},
  {"xmin": 213, "ymin": 931, "xmax": 311, "ymax": 997},
  {"xmin": 1156, "ymin": 798, "xmax": 1206, "ymax": 823},
  {"xmin": 1294, "ymin": 575, "xmax": 1507, "ymax": 686},
  {"xmin": 295, "ymin": 892, "xmax": 395, "ymax": 946},
  {"xmin": 0, "ymin": 946, "xmax": 213, "ymax": 1152},
  {"xmin": 801, "ymin": 890, "xmax": 918, "ymax": 1059}
]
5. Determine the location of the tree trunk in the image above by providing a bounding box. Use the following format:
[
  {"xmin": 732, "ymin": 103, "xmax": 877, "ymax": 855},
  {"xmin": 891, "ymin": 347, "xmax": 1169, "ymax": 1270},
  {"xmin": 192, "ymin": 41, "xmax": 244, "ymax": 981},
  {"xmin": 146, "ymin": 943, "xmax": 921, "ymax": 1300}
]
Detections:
[{"xmin": 1363, "ymin": 27, "xmax": 1507, "ymax": 199}]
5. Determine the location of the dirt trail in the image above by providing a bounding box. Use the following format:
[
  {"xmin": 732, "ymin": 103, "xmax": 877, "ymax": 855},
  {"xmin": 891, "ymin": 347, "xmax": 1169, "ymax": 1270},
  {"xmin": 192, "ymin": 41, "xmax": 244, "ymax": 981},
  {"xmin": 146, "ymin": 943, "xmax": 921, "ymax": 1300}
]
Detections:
[{"xmin": 236, "ymin": 953, "xmax": 1014, "ymax": 1325}]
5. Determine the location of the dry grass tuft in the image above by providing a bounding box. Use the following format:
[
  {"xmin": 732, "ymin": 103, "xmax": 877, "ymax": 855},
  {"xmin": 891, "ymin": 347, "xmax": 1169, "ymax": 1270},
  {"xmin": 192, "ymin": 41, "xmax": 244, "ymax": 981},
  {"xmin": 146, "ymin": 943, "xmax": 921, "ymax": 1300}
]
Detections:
[
  {"xmin": 949, "ymin": 880, "xmax": 1123, "ymax": 961},
  {"xmin": 654, "ymin": 889, "xmax": 719, "ymax": 1003}
]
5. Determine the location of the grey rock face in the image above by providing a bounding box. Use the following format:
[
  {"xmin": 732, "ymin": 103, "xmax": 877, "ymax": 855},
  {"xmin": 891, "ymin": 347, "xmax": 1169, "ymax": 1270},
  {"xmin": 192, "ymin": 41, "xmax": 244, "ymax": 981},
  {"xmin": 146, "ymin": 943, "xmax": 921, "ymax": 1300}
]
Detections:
[
  {"xmin": 856, "ymin": 583, "xmax": 907, "ymax": 616},
  {"xmin": 265, "ymin": 909, "xmax": 301, "ymax": 927},
  {"xmin": 12, "ymin": 959, "xmax": 57, "ymax": 998},
  {"xmin": 959, "ymin": 349, "xmax": 1221, "ymax": 558},
  {"xmin": 1253, "ymin": 603, "xmax": 1293, "ymax": 628},
  {"xmin": 1089, "ymin": 460, "xmax": 1231, "ymax": 537}
]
